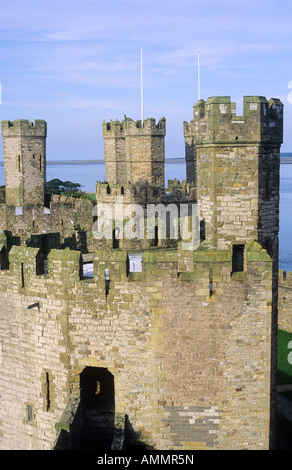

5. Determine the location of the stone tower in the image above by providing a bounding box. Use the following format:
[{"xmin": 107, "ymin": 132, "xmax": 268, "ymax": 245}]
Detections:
[
  {"xmin": 183, "ymin": 96, "xmax": 283, "ymax": 259},
  {"xmin": 184, "ymin": 97, "xmax": 283, "ymax": 447},
  {"xmin": 1, "ymin": 119, "xmax": 47, "ymax": 206},
  {"xmin": 102, "ymin": 117, "xmax": 166, "ymax": 189}
]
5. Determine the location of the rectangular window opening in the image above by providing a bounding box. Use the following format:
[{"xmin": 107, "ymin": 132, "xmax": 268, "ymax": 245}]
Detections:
[
  {"xmin": 129, "ymin": 253, "xmax": 142, "ymax": 273},
  {"xmin": 45, "ymin": 372, "xmax": 51, "ymax": 412},
  {"xmin": 209, "ymin": 269, "xmax": 213, "ymax": 297},
  {"xmin": 112, "ymin": 228, "xmax": 119, "ymax": 249},
  {"xmin": 21, "ymin": 263, "xmax": 25, "ymax": 288},
  {"xmin": 105, "ymin": 268, "xmax": 110, "ymax": 296},
  {"xmin": 232, "ymin": 245, "xmax": 244, "ymax": 273},
  {"xmin": 27, "ymin": 405, "xmax": 33, "ymax": 422},
  {"xmin": 151, "ymin": 226, "xmax": 159, "ymax": 247}
]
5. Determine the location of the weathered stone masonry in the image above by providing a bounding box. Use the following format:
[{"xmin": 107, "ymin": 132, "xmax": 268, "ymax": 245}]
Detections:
[
  {"xmin": 0, "ymin": 94, "xmax": 285, "ymax": 450},
  {"xmin": 1, "ymin": 120, "xmax": 47, "ymax": 207},
  {"xmin": 0, "ymin": 241, "xmax": 274, "ymax": 450}
]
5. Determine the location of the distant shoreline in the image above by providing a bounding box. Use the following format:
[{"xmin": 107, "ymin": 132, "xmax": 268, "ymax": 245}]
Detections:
[
  {"xmin": 0, "ymin": 158, "xmax": 186, "ymax": 166},
  {"xmin": 0, "ymin": 156, "xmax": 292, "ymax": 165}
]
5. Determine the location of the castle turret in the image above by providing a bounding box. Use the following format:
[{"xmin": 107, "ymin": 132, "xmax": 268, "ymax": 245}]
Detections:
[
  {"xmin": 1, "ymin": 120, "xmax": 47, "ymax": 206},
  {"xmin": 183, "ymin": 96, "xmax": 283, "ymax": 258},
  {"xmin": 102, "ymin": 117, "xmax": 166, "ymax": 188}
]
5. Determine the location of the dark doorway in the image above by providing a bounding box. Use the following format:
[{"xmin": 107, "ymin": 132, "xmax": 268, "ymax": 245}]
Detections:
[
  {"xmin": 151, "ymin": 225, "xmax": 159, "ymax": 247},
  {"xmin": 112, "ymin": 228, "xmax": 119, "ymax": 249},
  {"xmin": 79, "ymin": 367, "xmax": 115, "ymax": 450}
]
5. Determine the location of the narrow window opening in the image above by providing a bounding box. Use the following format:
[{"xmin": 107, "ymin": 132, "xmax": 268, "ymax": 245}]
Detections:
[
  {"xmin": 209, "ymin": 269, "xmax": 213, "ymax": 297},
  {"xmin": 152, "ymin": 226, "xmax": 159, "ymax": 247},
  {"xmin": 200, "ymin": 219, "xmax": 206, "ymax": 241},
  {"xmin": 105, "ymin": 269, "xmax": 110, "ymax": 296},
  {"xmin": 45, "ymin": 372, "xmax": 51, "ymax": 411},
  {"xmin": 113, "ymin": 228, "xmax": 119, "ymax": 249},
  {"xmin": 232, "ymin": 245, "xmax": 244, "ymax": 273},
  {"xmin": 18, "ymin": 155, "xmax": 21, "ymax": 172},
  {"xmin": 106, "ymin": 185, "xmax": 111, "ymax": 195},
  {"xmin": 39, "ymin": 155, "xmax": 42, "ymax": 171},
  {"xmin": 121, "ymin": 186, "xmax": 124, "ymax": 195},
  {"xmin": 21, "ymin": 263, "xmax": 25, "ymax": 288},
  {"xmin": 27, "ymin": 405, "xmax": 33, "ymax": 422}
]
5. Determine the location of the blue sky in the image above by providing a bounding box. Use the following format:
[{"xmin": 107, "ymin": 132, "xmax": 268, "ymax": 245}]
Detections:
[{"xmin": 1, "ymin": 0, "xmax": 292, "ymax": 161}]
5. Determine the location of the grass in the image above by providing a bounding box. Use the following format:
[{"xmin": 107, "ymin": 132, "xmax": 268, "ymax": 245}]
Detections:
[
  {"xmin": 277, "ymin": 329, "xmax": 292, "ymax": 385},
  {"xmin": 85, "ymin": 192, "xmax": 96, "ymax": 202},
  {"xmin": 277, "ymin": 330, "xmax": 292, "ymax": 446}
]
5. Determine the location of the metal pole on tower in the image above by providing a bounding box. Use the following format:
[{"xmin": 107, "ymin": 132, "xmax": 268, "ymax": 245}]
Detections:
[
  {"xmin": 141, "ymin": 45, "xmax": 144, "ymax": 126},
  {"xmin": 198, "ymin": 50, "xmax": 200, "ymax": 101}
]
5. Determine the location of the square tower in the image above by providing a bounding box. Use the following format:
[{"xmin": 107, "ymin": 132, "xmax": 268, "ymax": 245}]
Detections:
[
  {"xmin": 102, "ymin": 117, "xmax": 166, "ymax": 188},
  {"xmin": 183, "ymin": 96, "xmax": 283, "ymax": 257},
  {"xmin": 1, "ymin": 120, "xmax": 47, "ymax": 206}
]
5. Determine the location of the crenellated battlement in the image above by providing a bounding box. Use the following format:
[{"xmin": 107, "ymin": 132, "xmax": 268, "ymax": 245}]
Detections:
[
  {"xmin": 95, "ymin": 182, "xmax": 133, "ymax": 200},
  {"xmin": 102, "ymin": 117, "xmax": 166, "ymax": 138},
  {"xmin": 279, "ymin": 269, "xmax": 292, "ymax": 287},
  {"xmin": 0, "ymin": 93, "xmax": 284, "ymax": 450},
  {"xmin": 50, "ymin": 194, "xmax": 93, "ymax": 209},
  {"xmin": 183, "ymin": 96, "xmax": 283, "ymax": 146},
  {"xmin": 0, "ymin": 238, "xmax": 272, "ymax": 290},
  {"xmin": 95, "ymin": 179, "xmax": 196, "ymax": 207},
  {"xmin": 1, "ymin": 119, "xmax": 47, "ymax": 137}
]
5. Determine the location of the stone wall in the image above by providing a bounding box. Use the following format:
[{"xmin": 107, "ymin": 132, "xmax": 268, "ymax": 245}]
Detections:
[
  {"xmin": 279, "ymin": 270, "xmax": 292, "ymax": 333},
  {"xmin": 0, "ymin": 195, "xmax": 94, "ymax": 250},
  {"xmin": 0, "ymin": 240, "xmax": 275, "ymax": 450}
]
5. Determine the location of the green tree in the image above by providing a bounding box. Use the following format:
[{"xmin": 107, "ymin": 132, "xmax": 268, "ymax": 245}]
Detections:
[{"xmin": 46, "ymin": 179, "xmax": 83, "ymax": 196}]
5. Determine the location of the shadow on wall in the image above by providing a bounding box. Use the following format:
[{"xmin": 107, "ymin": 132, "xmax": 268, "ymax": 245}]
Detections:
[
  {"xmin": 124, "ymin": 415, "xmax": 154, "ymax": 451},
  {"xmin": 78, "ymin": 366, "xmax": 154, "ymax": 451}
]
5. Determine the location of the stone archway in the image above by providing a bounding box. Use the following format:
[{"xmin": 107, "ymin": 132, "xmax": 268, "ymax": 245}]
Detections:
[{"xmin": 79, "ymin": 367, "xmax": 115, "ymax": 450}]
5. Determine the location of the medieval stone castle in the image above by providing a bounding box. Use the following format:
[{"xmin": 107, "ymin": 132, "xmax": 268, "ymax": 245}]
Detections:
[{"xmin": 0, "ymin": 94, "xmax": 291, "ymax": 451}]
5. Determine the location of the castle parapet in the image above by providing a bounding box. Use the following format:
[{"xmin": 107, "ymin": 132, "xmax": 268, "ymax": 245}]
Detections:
[
  {"xmin": 183, "ymin": 96, "xmax": 283, "ymax": 146},
  {"xmin": 1, "ymin": 120, "xmax": 47, "ymax": 138},
  {"xmin": 95, "ymin": 182, "xmax": 133, "ymax": 201},
  {"xmin": 50, "ymin": 194, "xmax": 93, "ymax": 209},
  {"xmin": 279, "ymin": 270, "xmax": 292, "ymax": 287},
  {"xmin": 102, "ymin": 117, "xmax": 166, "ymax": 138}
]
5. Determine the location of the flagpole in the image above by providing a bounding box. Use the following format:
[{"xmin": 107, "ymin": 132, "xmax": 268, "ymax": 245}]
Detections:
[
  {"xmin": 198, "ymin": 50, "xmax": 200, "ymax": 101},
  {"xmin": 141, "ymin": 45, "xmax": 144, "ymax": 126}
]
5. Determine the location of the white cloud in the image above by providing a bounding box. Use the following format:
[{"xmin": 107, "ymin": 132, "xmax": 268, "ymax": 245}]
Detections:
[{"xmin": 1, "ymin": 0, "xmax": 292, "ymax": 152}]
